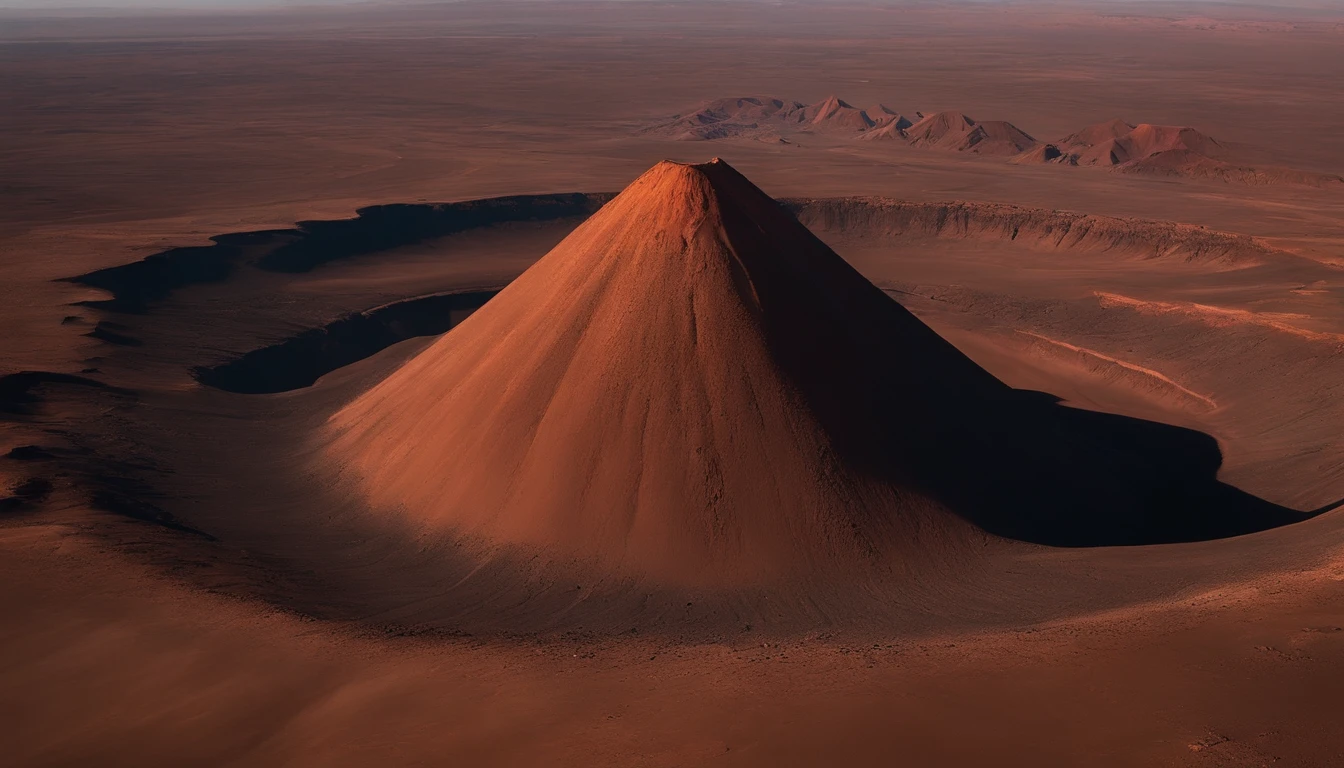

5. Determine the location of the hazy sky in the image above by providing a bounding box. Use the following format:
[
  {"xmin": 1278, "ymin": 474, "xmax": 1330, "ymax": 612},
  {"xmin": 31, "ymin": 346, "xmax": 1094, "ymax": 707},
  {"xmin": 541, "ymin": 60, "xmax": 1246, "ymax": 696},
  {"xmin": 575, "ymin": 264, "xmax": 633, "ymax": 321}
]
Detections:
[
  {"xmin": 0, "ymin": 0, "xmax": 366, "ymax": 7},
  {"xmin": 2, "ymin": 0, "xmax": 1336, "ymax": 9}
]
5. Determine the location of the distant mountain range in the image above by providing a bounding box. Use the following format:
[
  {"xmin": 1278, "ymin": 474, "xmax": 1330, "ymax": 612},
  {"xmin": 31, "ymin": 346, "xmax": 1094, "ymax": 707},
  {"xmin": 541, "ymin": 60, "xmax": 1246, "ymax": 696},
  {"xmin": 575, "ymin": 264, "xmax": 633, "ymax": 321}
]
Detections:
[{"xmin": 642, "ymin": 96, "xmax": 1343, "ymax": 187}]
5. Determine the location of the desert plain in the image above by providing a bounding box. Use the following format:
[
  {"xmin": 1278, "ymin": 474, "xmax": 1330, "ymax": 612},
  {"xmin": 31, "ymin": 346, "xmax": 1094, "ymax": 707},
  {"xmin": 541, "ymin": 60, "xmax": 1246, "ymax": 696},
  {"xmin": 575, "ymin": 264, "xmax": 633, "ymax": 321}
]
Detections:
[{"xmin": 4, "ymin": 1, "xmax": 1344, "ymax": 765}]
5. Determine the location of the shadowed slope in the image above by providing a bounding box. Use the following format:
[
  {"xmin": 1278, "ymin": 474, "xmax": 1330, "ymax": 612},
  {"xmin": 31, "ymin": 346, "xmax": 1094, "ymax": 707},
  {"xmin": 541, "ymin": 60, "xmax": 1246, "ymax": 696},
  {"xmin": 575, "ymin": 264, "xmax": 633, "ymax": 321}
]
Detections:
[
  {"xmin": 1009, "ymin": 143, "xmax": 1068, "ymax": 165},
  {"xmin": 1059, "ymin": 118, "xmax": 1136, "ymax": 150},
  {"xmin": 904, "ymin": 110, "xmax": 977, "ymax": 149},
  {"xmin": 1037, "ymin": 120, "xmax": 1339, "ymax": 185},
  {"xmin": 639, "ymin": 96, "xmax": 806, "ymax": 141},
  {"xmin": 905, "ymin": 111, "xmax": 1038, "ymax": 155},
  {"xmin": 858, "ymin": 119, "xmax": 909, "ymax": 142},
  {"xmin": 867, "ymin": 104, "xmax": 914, "ymax": 131},
  {"xmin": 328, "ymin": 159, "xmax": 1308, "ymax": 586},
  {"xmin": 1069, "ymin": 122, "xmax": 1226, "ymax": 167},
  {"xmin": 804, "ymin": 95, "xmax": 876, "ymax": 131}
]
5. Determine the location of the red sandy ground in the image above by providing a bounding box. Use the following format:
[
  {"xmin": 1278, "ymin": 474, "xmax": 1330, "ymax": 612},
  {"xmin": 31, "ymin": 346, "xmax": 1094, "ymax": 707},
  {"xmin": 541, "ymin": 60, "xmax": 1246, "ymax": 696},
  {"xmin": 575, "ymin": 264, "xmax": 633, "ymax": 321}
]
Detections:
[{"xmin": 4, "ymin": 2, "xmax": 1344, "ymax": 766}]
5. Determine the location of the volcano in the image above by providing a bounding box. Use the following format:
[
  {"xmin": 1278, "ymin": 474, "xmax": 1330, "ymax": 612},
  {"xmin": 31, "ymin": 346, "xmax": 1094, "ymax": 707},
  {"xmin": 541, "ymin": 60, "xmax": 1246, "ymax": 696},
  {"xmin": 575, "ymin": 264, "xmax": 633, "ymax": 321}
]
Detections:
[
  {"xmin": 328, "ymin": 159, "xmax": 1302, "ymax": 585},
  {"xmin": 328, "ymin": 159, "xmax": 999, "ymax": 582}
]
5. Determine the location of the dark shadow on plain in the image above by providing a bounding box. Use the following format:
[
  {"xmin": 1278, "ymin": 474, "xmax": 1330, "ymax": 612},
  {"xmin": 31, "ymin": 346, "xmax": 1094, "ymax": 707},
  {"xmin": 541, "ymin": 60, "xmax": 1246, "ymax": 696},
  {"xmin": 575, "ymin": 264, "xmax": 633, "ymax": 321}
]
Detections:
[
  {"xmin": 1309, "ymin": 496, "xmax": 1344, "ymax": 516},
  {"xmin": 0, "ymin": 371, "xmax": 133, "ymax": 417},
  {"xmin": 61, "ymin": 230, "xmax": 290, "ymax": 313},
  {"xmin": 0, "ymin": 477, "xmax": 53, "ymax": 514},
  {"xmin": 85, "ymin": 320, "xmax": 142, "ymax": 346},
  {"xmin": 194, "ymin": 289, "xmax": 500, "ymax": 394},
  {"xmin": 257, "ymin": 194, "xmax": 610, "ymax": 273},
  {"xmin": 61, "ymin": 194, "xmax": 610, "ymax": 313},
  {"xmin": 89, "ymin": 488, "xmax": 217, "ymax": 541},
  {"xmin": 703, "ymin": 163, "xmax": 1330, "ymax": 548},
  {"xmin": 915, "ymin": 390, "xmax": 1325, "ymax": 546}
]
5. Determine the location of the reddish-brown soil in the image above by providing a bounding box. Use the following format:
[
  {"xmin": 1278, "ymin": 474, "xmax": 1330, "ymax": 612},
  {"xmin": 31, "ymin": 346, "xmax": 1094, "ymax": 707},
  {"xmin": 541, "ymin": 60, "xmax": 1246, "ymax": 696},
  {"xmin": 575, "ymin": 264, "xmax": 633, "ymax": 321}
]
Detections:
[{"xmin": 5, "ymin": 2, "xmax": 1344, "ymax": 766}]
